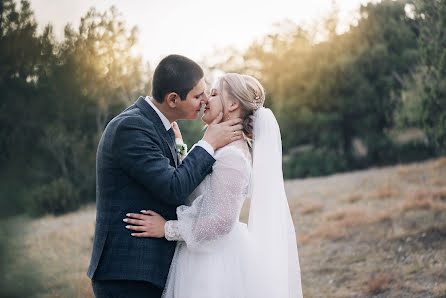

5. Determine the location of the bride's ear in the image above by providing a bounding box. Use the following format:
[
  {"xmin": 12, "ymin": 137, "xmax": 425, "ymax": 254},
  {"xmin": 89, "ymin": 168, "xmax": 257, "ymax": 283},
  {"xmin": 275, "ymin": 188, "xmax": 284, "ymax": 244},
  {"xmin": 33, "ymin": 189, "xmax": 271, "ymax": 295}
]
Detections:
[{"xmin": 228, "ymin": 99, "xmax": 240, "ymax": 112}]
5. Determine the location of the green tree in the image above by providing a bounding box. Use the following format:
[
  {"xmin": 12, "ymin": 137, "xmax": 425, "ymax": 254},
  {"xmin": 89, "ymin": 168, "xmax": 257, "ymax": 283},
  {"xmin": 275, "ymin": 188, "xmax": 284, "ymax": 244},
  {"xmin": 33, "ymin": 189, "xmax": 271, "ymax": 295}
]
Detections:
[
  {"xmin": 405, "ymin": 0, "xmax": 446, "ymax": 153},
  {"xmin": 214, "ymin": 0, "xmax": 424, "ymax": 177},
  {"xmin": 0, "ymin": 1, "xmax": 150, "ymax": 216},
  {"xmin": 0, "ymin": 0, "xmax": 50, "ymax": 213}
]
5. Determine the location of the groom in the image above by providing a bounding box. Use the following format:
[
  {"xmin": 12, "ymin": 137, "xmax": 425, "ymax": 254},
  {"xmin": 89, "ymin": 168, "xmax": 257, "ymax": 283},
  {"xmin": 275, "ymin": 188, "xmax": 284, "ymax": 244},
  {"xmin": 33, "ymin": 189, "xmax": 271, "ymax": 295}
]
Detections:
[{"xmin": 87, "ymin": 55, "xmax": 243, "ymax": 297}]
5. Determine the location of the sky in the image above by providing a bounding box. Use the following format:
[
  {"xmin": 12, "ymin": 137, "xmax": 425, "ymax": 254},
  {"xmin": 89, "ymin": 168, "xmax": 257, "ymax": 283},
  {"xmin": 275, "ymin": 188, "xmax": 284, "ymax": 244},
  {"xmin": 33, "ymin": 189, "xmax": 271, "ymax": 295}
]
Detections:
[{"xmin": 29, "ymin": 0, "xmax": 379, "ymax": 65}]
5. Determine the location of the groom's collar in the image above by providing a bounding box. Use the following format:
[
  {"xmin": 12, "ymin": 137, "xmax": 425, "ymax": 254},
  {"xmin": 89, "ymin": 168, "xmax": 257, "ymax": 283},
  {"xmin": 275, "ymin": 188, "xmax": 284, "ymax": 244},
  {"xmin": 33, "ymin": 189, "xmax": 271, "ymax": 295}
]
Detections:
[
  {"xmin": 135, "ymin": 97, "xmax": 169, "ymax": 133},
  {"xmin": 144, "ymin": 96, "xmax": 172, "ymax": 131}
]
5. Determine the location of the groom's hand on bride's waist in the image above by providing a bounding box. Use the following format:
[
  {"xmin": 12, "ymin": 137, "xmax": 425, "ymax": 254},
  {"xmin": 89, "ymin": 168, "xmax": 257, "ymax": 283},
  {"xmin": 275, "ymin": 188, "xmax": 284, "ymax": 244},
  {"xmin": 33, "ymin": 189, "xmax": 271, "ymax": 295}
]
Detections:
[{"xmin": 202, "ymin": 112, "xmax": 243, "ymax": 151}]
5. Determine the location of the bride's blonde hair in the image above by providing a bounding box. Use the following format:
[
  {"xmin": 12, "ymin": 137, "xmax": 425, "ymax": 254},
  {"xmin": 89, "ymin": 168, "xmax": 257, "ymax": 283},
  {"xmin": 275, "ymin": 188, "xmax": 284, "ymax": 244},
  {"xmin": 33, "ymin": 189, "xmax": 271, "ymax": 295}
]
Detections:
[{"xmin": 218, "ymin": 73, "xmax": 265, "ymax": 139}]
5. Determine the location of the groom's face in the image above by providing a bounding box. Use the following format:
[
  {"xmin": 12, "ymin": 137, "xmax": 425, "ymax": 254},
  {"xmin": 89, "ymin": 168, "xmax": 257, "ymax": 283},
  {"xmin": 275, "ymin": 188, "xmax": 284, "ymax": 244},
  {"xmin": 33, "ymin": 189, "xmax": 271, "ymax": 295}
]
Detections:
[
  {"xmin": 175, "ymin": 78, "xmax": 208, "ymax": 120},
  {"xmin": 202, "ymin": 79, "xmax": 226, "ymax": 124}
]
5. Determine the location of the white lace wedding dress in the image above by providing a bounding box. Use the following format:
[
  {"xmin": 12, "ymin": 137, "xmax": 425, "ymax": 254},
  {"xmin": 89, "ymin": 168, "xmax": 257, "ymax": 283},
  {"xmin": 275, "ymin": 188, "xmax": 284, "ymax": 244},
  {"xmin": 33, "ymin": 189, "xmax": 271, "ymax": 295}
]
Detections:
[{"xmin": 162, "ymin": 108, "xmax": 303, "ymax": 298}]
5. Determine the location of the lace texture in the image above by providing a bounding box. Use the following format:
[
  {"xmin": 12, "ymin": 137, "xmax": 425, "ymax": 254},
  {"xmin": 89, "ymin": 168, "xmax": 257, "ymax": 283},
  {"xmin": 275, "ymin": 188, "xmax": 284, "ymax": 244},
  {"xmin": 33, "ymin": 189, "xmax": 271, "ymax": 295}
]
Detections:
[
  {"xmin": 167, "ymin": 143, "xmax": 250, "ymax": 250},
  {"xmin": 164, "ymin": 220, "xmax": 183, "ymax": 241}
]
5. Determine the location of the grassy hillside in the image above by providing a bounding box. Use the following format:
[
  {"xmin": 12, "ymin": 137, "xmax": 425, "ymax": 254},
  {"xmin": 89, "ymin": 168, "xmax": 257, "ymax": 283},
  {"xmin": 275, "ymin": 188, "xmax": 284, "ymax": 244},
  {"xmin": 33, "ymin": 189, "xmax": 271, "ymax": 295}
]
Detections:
[
  {"xmin": 11, "ymin": 158, "xmax": 446, "ymax": 297},
  {"xmin": 286, "ymin": 157, "xmax": 446, "ymax": 297}
]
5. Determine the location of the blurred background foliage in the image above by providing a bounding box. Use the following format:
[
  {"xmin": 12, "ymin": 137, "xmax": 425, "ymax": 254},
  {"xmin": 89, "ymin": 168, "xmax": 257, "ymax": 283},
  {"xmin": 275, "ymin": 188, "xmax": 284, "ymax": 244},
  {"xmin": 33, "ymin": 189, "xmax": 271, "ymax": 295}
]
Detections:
[{"xmin": 0, "ymin": 0, "xmax": 445, "ymax": 218}]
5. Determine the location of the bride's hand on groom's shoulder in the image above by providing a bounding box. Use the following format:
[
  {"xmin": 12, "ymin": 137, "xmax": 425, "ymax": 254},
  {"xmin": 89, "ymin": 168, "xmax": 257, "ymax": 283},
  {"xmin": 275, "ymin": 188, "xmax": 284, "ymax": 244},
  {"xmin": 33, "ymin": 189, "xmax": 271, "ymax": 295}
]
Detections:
[
  {"xmin": 123, "ymin": 210, "xmax": 166, "ymax": 238},
  {"xmin": 202, "ymin": 112, "xmax": 244, "ymax": 151},
  {"xmin": 172, "ymin": 121, "xmax": 183, "ymax": 142}
]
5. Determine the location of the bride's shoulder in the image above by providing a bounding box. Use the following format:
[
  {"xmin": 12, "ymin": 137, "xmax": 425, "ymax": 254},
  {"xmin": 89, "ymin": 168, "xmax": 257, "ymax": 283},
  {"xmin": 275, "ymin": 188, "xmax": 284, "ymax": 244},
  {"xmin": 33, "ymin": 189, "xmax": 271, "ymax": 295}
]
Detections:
[
  {"xmin": 215, "ymin": 142, "xmax": 243, "ymax": 156},
  {"xmin": 214, "ymin": 142, "xmax": 251, "ymax": 165}
]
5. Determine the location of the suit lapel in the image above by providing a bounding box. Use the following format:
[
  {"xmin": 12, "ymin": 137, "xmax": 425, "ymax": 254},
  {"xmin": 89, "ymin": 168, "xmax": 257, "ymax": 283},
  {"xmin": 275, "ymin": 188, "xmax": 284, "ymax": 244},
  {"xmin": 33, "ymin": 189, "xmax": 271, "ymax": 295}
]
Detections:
[
  {"xmin": 167, "ymin": 128, "xmax": 180, "ymax": 167},
  {"xmin": 135, "ymin": 97, "xmax": 178, "ymax": 168}
]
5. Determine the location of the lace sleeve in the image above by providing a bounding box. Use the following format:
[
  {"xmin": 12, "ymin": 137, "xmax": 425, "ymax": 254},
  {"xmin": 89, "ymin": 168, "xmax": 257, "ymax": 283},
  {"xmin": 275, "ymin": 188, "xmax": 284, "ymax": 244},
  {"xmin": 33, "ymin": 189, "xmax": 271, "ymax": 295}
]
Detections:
[
  {"xmin": 165, "ymin": 220, "xmax": 183, "ymax": 241},
  {"xmin": 174, "ymin": 146, "xmax": 250, "ymax": 250}
]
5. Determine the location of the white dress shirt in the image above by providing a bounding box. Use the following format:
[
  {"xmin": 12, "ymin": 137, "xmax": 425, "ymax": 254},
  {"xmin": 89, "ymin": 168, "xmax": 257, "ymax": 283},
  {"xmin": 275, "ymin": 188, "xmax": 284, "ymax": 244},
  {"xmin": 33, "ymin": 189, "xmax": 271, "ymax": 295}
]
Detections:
[{"xmin": 145, "ymin": 96, "xmax": 214, "ymax": 156}]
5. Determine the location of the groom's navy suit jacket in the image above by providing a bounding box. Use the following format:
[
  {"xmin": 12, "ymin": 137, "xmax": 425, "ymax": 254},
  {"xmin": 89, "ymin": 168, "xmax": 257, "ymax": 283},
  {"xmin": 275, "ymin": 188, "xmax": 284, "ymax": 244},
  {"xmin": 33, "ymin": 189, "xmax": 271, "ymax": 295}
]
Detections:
[{"xmin": 87, "ymin": 97, "xmax": 215, "ymax": 287}]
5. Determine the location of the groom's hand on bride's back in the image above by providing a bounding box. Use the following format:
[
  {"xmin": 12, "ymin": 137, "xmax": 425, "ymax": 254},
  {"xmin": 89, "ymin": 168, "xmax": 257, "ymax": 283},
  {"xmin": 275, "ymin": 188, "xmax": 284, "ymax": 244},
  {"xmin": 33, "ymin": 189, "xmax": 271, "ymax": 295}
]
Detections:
[{"xmin": 202, "ymin": 112, "xmax": 243, "ymax": 151}]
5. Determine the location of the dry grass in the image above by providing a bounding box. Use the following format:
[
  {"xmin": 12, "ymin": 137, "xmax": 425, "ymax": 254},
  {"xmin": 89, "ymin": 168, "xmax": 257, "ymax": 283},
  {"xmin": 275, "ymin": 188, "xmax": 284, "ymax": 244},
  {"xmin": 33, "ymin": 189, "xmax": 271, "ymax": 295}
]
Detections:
[
  {"xmin": 399, "ymin": 188, "xmax": 446, "ymax": 212},
  {"xmin": 432, "ymin": 283, "xmax": 446, "ymax": 297},
  {"xmin": 397, "ymin": 166, "xmax": 410, "ymax": 176},
  {"xmin": 293, "ymin": 158, "xmax": 446, "ymax": 297},
  {"xmin": 375, "ymin": 183, "xmax": 400, "ymax": 199},
  {"xmin": 300, "ymin": 202, "xmax": 324, "ymax": 215},
  {"xmin": 287, "ymin": 199, "xmax": 303, "ymax": 213},
  {"xmin": 344, "ymin": 193, "xmax": 362, "ymax": 203},
  {"xmin": 80, "ymin": 276, "xmax": 95, "ymax": 298},
  {"xmin": 15, "ymin": 157, "xmax": 446, "ymax": 297},
  {"xmin": 432, "ymin": 178, "xmax": 445, "ymax": 186},
  {"xmin": 16, "ymin": 205, "xmax": 96, "ymax": 298},
  {"xmin": 298, "ymin": 225, "xmax": 345, "ymax": 244},
  {"xmin": 299, "ymin": 209, "xmax": 391, "ymax": 244},
  {"xmin": 365, "ymin": 272, "xmax": 395, "ymax": 295},
  {"xmin": 433, "ymin": 157, "xmax": 446, "ymax": 169}
]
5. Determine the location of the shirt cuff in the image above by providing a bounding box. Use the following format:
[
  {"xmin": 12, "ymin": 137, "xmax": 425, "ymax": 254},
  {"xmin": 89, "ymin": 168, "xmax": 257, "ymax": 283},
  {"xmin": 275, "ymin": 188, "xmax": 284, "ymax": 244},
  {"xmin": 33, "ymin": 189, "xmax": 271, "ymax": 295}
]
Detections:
[{"xmin": 196, "ymin": 140, "xmax": 214, "ymax": 157}]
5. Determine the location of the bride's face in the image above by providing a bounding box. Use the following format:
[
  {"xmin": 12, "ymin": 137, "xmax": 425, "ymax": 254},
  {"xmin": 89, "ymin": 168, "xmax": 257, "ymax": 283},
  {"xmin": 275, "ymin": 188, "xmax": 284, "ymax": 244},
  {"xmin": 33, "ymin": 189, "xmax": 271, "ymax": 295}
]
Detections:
[{"xmin": 201, "ymin": 80, "xmax": 225, "ymax": 124}]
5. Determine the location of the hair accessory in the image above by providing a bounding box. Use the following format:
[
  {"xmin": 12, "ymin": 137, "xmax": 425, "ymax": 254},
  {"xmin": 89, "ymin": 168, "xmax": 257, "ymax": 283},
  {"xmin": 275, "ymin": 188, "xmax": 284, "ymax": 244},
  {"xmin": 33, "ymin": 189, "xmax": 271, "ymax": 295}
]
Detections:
[{"xmin": 254, "ymin": 93, "xmax": 262, "ymax": 109}]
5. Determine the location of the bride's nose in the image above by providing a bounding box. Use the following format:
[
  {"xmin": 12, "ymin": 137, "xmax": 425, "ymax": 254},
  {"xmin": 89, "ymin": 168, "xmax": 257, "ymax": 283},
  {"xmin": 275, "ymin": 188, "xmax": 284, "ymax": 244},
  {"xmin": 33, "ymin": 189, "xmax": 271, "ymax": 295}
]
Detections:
[{"xmin": 201, "ymin": 94, "xmax": 209, "ymax": 105}]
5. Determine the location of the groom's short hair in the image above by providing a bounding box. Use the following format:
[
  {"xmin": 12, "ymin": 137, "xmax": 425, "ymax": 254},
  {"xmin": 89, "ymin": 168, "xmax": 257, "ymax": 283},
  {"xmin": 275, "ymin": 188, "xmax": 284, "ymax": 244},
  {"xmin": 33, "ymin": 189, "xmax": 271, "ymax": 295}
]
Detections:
[{"xmin": 152, "ymin": 55, "xmax": 204, "ymax": 103}]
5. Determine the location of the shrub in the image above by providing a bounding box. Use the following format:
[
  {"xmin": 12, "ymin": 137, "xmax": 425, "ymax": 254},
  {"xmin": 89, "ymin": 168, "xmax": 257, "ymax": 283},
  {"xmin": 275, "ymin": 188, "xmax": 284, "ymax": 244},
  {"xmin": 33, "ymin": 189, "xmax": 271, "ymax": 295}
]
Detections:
[
  {"xmin": 28, "ymin": 178, "xmax": 81, "ymax": 216},
  {"xmin": 365, "ymin": 134, "xmax": 435, "ymax": 166},
  {"xmin": 283, "ymin": 151, "xmax": 348, "ymax": 179}
]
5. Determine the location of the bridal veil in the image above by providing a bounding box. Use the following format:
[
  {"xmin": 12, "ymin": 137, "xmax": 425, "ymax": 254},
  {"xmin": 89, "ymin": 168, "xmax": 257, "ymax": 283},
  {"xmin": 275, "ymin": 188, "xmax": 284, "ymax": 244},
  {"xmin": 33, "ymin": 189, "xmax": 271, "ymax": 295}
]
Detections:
[{"xmin": 247, "ymin": 107, "xmax": 303, "ymax": 297}]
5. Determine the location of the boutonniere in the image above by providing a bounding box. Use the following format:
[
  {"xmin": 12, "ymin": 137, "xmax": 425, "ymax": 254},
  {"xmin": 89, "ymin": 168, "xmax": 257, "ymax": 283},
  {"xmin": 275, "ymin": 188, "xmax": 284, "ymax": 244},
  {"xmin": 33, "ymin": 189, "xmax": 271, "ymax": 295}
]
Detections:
[{"xmin": 176, "ymin": 139, "xmax": 188, "ymax": 157}]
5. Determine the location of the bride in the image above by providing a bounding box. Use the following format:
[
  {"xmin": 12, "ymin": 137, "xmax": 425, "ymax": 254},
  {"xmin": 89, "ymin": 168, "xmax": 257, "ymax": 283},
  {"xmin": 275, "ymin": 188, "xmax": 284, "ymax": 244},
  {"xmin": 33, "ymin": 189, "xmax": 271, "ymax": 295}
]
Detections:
[{"xmin": 124, "ymin": 73, "xmax": 303, "ymax": 298}]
